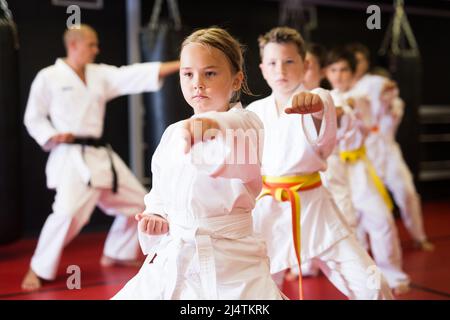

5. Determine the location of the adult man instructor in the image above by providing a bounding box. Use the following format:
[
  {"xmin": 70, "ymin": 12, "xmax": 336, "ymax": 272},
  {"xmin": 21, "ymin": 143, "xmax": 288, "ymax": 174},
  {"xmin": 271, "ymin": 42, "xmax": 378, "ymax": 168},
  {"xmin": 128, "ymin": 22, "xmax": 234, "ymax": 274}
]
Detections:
[{"xmin": 22, "ymin": 24, "xmax": 180, "ymax": 291}]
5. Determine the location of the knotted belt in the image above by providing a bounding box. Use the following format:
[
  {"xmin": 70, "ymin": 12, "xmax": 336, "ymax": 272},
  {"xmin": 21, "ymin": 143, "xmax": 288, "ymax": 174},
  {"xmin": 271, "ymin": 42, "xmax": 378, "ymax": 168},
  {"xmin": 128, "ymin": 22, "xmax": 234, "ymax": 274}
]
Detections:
[
  {"xmin": 257, "ymin": 173, "xmax": 322, "ymax": 300},
  {"xmin": 69, "ymin": 137, "xmax": 118, "ymax": 193},
  {"xmin": 340, "ymin": 146, "xmax": 393, "ymax": 211}
]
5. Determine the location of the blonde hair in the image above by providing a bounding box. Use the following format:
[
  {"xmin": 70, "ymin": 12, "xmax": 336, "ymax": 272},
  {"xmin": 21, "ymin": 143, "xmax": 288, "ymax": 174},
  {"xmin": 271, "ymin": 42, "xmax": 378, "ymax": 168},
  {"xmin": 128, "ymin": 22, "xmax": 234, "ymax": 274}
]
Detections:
[
  {"xmin": 181, "ymin": 27, "xmax": 252, "ymax": 103},
  {"xmin": 258, "ymin": 26, "xmax": 306, "ymax": 60},
  {"xmin": 63, "ymin": 24, "xmax": 97, "ymax": 49}
]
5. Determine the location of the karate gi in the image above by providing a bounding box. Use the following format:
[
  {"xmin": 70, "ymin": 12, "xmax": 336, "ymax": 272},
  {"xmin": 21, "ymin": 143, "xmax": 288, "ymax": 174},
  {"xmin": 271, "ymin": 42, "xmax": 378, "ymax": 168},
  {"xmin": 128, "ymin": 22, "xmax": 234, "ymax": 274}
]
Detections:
[
  {"xmin": 354, "ymin": 74, "xmax": 428, "ymax": 243},
  {"xmin": 247, "ymin": 85, "xmax": 393, "ymax": 299},
  {"xmin": 325, "ymin": 89, "xmax": 410, "ymax": 289},
  {"xmin": 113, "ymin": 104, "xmax": 283, "ymax": 300},
  {"xmin": 380, "ymin": 98, "xmax": 428, "ymax": 243},
  {"xmin": 24, "ymin": 58, "xmax": 163, "ymax": 280}
]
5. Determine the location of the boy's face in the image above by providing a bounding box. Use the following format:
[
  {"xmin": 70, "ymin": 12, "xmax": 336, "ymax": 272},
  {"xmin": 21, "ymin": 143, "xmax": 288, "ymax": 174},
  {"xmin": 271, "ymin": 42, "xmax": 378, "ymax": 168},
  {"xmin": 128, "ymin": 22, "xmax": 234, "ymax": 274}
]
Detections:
[
  {"xmin": 354, "ymin": 52, "xmax": 369, "ymax": 79},
  {"xmin": 259, "ymin": 42, "xmax": 305, "ymax": 97},
  {"xmin": 303, "ymin": 52, "xmax": 323, "ymax": 90},
  {"xmin": 326, "ymin": 60, "xmax": 354, "ymax": 92}
]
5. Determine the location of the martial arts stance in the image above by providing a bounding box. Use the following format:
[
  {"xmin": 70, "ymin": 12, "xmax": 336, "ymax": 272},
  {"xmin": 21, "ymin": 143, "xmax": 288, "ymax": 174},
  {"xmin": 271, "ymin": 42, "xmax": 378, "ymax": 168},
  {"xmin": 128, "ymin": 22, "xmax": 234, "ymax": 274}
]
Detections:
[
  {"xmin": 324, "ymin": 47, "xmax": 410, "ymax": 294},
  {"xmin": 22, "ymin": 24, "xmax": 180, "ymax": 291},
  {"xmin": 112, "ymin": 27, "xmax": 283, "ymax": 300},
  {"xmin": 348, "ymin": 43, "xmax": 433, "ymax": 251},
  {"xmin": 247, "ymin": 27, "xmax": 393, "ymax": 299},
  {"xmin": 287, "ymin": 42, "xmax": 328, "ymax": 280}
]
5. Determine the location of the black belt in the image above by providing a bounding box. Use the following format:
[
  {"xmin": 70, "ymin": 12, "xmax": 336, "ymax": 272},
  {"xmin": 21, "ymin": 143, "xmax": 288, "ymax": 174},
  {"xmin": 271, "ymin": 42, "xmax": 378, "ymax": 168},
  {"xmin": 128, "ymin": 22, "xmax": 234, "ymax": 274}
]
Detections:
[{"xmin": 69, "ymin": 137, "xmax": 118, "ymax": 193}]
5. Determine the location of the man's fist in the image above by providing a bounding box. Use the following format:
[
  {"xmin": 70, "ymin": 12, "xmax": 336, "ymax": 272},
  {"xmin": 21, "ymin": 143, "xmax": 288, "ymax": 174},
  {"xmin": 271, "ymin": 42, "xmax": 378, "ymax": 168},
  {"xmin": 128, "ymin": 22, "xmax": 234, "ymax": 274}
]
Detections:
[
  {"xmin": 181, "ymin": 118, "xmax": 220, "ymax": 153},
  {"xmin": 285, "ymin": 92, "xmax": 324, "ymax": 115},
  {"xmin": 135, "ymin": 213, "xmax": 169, "ymax": 235}
]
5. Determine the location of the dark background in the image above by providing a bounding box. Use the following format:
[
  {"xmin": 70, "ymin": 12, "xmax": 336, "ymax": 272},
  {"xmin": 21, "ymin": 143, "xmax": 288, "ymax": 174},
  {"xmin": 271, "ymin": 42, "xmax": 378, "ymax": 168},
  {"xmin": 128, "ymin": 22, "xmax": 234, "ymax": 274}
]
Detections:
[{"xmin": 4, "ymin": 0, "xmax": 450, "ymax": 237}]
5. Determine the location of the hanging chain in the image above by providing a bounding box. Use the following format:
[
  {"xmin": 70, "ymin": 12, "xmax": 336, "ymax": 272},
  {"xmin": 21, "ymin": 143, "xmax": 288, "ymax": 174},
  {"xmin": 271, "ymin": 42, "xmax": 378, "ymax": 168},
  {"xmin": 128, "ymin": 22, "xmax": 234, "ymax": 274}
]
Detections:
[
  {"xmin": 0, "ymin": 0, "xmax": 19, "ymax": 49},
  {"xmin": 0, "ymin": 0, "xmax": 13, "ymax": 20},
  {"xmin": 149, "ymin": 0, "xmax": 182, "ymax": 30}
]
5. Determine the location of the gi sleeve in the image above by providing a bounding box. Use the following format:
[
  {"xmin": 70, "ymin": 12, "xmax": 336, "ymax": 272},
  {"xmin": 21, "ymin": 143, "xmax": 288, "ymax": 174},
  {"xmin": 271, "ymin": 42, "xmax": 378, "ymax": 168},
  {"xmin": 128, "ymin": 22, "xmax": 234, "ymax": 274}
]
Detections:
[
  {"xmin": 188, "ymin": 108, "xmax": 264, "ymax": 183},
  {"xmin": 138, "ymin": 127, "xmax": 170, "ymax": 255},
  {"xmin": 301, "ymin": 88, "xmax": 337, "ymax": 160},
  {"xmin": 23, "ymin": 71, "xmax": 59, "ymax": 151},
  {"xmin": 101, "ymin": 62, "xmax": 163, "ymax": 100}
]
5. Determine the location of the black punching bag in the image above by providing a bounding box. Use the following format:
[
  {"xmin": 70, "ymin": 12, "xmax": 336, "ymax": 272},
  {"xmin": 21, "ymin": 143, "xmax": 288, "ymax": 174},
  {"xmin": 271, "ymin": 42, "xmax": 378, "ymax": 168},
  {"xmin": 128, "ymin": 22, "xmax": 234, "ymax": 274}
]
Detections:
[
  {"xmin": 388, "ymin": 55, "xmax": 421, "ymax": 178},
  {"xmin": 140, "ymin": 0, "xmax": 191, "ymax": 183},
  {"xmin": 0, "ymin": 3, "xmax": 22, "ymax": 244},
  {"xmin": 378, "ymin": 0, "xmax": 421, "ymax": 179}
]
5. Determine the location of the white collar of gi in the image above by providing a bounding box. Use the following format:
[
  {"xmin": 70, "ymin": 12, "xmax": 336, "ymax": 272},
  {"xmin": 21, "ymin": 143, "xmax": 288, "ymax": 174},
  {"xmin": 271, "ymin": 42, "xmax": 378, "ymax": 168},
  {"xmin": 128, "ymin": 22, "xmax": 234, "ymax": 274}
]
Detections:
[
  {"xmin": 55, "ymin": 57, "xmax": 93, "ymax": 73},
  {"xmin": 229, "ymin": 101, "xmax": 243, "ymax": 111}
]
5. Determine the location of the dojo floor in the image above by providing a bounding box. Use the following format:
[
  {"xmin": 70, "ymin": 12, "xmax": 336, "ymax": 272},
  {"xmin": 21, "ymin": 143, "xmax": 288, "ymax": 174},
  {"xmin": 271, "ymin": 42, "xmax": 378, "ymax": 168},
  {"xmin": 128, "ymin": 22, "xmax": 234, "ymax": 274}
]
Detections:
[{"xmin": 1, "ymin": 201, "xmax": 449, "ymax": 300}]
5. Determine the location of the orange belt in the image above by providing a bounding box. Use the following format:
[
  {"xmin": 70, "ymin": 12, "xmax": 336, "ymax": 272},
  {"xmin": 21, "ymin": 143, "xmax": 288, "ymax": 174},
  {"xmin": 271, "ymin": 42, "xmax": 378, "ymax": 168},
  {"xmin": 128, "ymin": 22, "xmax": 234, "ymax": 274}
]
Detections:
[{"xmin": 257, "ymin": 173, "xmax": 322, "ymax": 300}]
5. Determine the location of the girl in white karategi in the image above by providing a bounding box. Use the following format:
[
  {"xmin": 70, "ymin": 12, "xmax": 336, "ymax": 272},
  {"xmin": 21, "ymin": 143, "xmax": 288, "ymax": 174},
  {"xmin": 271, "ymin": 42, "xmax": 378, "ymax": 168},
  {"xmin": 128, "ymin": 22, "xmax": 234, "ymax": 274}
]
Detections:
[
  {"xmin": 21, "ymin": 24, "xmax": 180, "ymax": 291},
  {"xmin": 324, "ymin": 47, "xmax": 410, "ymax": 295},
  {"xmin": 112, "ymin": 27, "xmax": 283, "ymax": 300},
  {"xmin": 247, "ymin": 27, "xmax": 393, "ymax": 300},
  {"xmin": 348, "ymin": 43, "xmax": 433, "ymax": 251}
]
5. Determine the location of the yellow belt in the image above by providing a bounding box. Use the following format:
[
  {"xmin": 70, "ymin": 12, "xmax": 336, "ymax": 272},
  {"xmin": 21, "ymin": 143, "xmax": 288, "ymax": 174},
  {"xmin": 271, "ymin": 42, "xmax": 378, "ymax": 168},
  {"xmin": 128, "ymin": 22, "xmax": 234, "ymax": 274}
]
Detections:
[
  {"xmin": 340, "ymin": 146, "xmax": 394, "ymax": 211},
  {"xmin": 257, "ymin": 173, "xmax": 322, "ymax": 300}
]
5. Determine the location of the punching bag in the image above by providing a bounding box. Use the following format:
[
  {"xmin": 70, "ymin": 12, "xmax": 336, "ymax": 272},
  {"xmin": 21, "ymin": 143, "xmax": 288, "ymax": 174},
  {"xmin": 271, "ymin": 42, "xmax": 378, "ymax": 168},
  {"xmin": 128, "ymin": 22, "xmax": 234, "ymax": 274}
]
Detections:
[
  {"xmin": 140, "ymin": 0, "xmax": 191, "ymax": 183},
  {"xmin": 0, "ymin": 2, "xmax": 22, "ymax": 244},
  {"xmin": 378, "ymin": 0, "xmax": 421, "ymax": 179}
]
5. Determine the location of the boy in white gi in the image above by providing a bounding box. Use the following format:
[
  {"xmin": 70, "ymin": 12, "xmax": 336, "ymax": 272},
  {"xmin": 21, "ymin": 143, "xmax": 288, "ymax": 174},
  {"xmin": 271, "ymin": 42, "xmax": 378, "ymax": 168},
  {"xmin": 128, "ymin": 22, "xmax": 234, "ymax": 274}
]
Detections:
[
  {"xmin": 324, "ymin": 47, "xmax": 410, "ymax": 295},
  {"xmin": 287, "ymin": 42, "xmax": 328, "ymax": 280},
  {"xmin": 113, "ymin": 27, "xmax": 283, "ymax": 300},
  {"xmin": 22, "ymin": 24, "xmax": 180, "ymax": 291},
  {"xmin": 247, "ymin": 27, "xmax": 393, "ymax": 300},
  {"xmin": 348, "ymin": 43, "xmax": 434, "ymax": 251}
]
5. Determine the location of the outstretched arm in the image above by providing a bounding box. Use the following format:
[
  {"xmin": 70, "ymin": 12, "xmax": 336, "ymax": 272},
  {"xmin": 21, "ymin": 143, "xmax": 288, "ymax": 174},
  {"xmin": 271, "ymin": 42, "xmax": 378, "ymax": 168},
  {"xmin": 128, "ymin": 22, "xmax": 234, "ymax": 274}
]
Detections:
[
  {"xmin": 180, "ymin": 109, "xmax": 263, "ymax": 183},
  {"xmin": 158, "ymin": 60, "xmax": 180, "ymax": 79}
]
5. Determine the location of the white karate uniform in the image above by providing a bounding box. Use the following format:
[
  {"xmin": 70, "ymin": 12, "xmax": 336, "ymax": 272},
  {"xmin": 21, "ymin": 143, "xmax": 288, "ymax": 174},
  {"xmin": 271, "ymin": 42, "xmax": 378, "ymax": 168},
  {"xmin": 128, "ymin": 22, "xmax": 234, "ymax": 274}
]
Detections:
[
  {"xmin": 380, "ymin": 98, "xmax": 427, "ymax": 242},
  {"xmin": 113, "ymin": 104, "xmax": 283, "ymax": 300},
  {"xmin": 24, "ymin": 58, "xmax": 163, "ymax": 280},
  {"xmin": 352, "ymin": 74, "xmax": 389, "ymax": 180},
  {"xmin": 355, "ymin": 75, "xmax": 427, "ymax": 242},
  {"xmin": 247, "ymin": 85, "xmax": 393, "ymax": 299},
  {"xmin": 325, "ymin": 90, "xmax": 410, "ymax": 289}
]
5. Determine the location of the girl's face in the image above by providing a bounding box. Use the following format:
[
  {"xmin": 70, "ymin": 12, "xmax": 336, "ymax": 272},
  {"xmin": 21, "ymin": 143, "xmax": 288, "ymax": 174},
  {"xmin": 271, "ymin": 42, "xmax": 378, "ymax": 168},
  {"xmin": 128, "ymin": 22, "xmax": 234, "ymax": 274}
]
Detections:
[
  {"xmin": 259, "ymin": 42, "xmax": 306, "ymax": 97},
  {"xmin": 180, "ymin": 43, "xmax": 243, "ymax": 114}
]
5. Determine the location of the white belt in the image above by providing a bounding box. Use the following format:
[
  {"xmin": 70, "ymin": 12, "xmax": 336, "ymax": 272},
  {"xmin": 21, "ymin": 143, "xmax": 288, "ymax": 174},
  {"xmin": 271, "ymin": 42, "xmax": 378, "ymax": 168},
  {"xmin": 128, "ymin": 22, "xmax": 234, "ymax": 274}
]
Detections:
[{"xmin": 162, "ymin": 213, "xmax": 253, "ymax": 300}]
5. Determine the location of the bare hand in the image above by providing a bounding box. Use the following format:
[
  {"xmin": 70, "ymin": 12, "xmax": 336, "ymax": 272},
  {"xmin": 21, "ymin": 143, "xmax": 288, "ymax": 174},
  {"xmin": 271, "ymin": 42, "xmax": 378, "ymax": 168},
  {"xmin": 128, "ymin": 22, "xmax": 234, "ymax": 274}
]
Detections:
[
  {"xmin": 346, "ymin": 98, "xmax": 355, "ymax": 109},
  {"xmin": 380, "ymin": 80, "xmax": 398, "ymax": 104},
  {"xmin": 135, "ymin": 213, "xmax": 169, "ymax": 235},
  {"xmin": 285, "ymin": 92, "xmax": 324, "ymax": 115},
  {"xmin": 336, "ymin": 106, "xmax": 345, "ymax": 119},
  {"xmin": 181, "ymin": 118, "xmax": 220, "ymax": 153}
]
